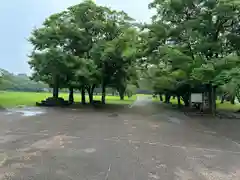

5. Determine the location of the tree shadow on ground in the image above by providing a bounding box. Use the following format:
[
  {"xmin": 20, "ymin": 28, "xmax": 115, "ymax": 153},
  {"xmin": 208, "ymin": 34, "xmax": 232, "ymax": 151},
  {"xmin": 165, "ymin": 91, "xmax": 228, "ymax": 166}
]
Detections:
[
  {"xmin": 69, "ymin": 102, "xmax": 128, "ymax": 111},
  {"xmin": 57, "ymin": 102, "xmax": 158, "ymax": 116},
  {"xmin": 159, "ymin": 103, "xmax": 240, "ymax": 144},
  {"xmin": 0, "ymin": 105, "xmax": 5, "ymax": 110}
]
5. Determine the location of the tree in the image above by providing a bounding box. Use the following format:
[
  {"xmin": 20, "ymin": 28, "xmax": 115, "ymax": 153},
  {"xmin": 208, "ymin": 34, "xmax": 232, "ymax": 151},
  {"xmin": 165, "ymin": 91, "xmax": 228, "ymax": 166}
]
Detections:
[
  {"xmin": 29, "ymin": 1, "xmax": 103, "ymax": 103},
  {"xmin": 101, "ymin": 28, "xmax": 139, "ymax": 100},
  {"xmin": 0, "ymin": 69, "xmax": 48, "ymax": 92},
  {"xmin": 143, "ymin": 0, "xmax": 240, "ymax": 112},
  {"xmin": 29, "ymin": 0, "xmax": 136, "ymax": 105},
  {"xmin": 0, "ymin": 69, "xmax": 3, "ymax": 86},
  {"xmin": 29, "ymin": 10, "xmax": 71, "ymax": 99},
  {"xmin": 215, "ymin": 67, "xmax": 240, "ymax": 103},
  {"xmin": 89, "ymin": 10, "xmax": 135, "ymax": 103},
  {"xmin": 64, "ymin": 1, "xmax": 135, "ymax": 104}
]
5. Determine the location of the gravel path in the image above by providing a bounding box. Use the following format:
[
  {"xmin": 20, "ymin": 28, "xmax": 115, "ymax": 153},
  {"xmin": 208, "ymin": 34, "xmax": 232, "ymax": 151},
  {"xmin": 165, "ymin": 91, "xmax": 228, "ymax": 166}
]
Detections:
[{"xmin": 0, "ymin": 106, "xmax": 239, "ymax": 180}]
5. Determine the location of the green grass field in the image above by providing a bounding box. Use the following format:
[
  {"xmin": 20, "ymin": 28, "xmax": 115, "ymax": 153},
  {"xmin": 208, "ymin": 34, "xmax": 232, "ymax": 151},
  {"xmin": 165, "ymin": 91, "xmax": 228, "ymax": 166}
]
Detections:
[
  {"xmin": 0, "ymin": 91, "xmax": 137, "ymax": 107},
  {"xmin": 152, "ymin": 96, "xmax": 240, "ymax": 112},
  {"xmin": 0, "ymin": 91, "xmax": 240, "ymax": 111}
]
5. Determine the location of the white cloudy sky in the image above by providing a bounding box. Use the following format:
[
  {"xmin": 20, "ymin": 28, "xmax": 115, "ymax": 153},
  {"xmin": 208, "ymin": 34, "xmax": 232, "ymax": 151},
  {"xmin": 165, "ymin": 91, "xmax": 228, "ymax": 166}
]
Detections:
[{"xmin": 0, "ymin": 0, "xmax": 152, "ymax": 74}]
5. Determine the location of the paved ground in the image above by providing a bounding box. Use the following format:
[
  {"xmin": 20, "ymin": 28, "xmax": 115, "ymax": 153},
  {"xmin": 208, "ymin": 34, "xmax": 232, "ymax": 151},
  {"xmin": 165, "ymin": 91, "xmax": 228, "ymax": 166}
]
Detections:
[{"xmin": 0, "ymin": 105, "xmax": 239, "ymax": 180}]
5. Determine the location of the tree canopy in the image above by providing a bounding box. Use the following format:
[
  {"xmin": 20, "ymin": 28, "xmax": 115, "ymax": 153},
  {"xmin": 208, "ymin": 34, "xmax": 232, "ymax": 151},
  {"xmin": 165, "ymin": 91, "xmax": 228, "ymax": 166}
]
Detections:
[
  {"xmin": 0, "ymin": 69, "xmax": 48, "ymax": 92},
  {"xmin": 28, "ymin": 0, "xmax": 240, "ymax": 109},
  {"xmin": 138, "ymin": 0, "xmax": 240, "ymax": 108},
  {"xmin": 29, "ymin": 0, "xmax": 139, "ymax": 104}
]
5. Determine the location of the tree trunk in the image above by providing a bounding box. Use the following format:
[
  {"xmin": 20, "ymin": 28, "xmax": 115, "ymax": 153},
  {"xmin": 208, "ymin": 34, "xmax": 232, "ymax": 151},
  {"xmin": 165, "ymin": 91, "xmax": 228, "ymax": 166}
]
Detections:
[
  {"xmin": 231, "ymin": 96, "xmax": 235, "ymax": 104},
  {"xmin": 120, "ymin": 92, "xmax": 124, "ymax": 100},
  {"xmin": 102, "ymin": 85, "xmax": 106, "ymax": 104},
  {"xmin": 208, "ymin": 85, "xmax": 212, "ymax": 111},
  {"xmin": 87, "ymin": 85, "xmax": 95, "ymax": 104},
  {"xmin": 211, "ymin": 86, "xmax": 217, "ymax": 115},
  {"xmin": 159, "ymin": 94, "xmax": 163, "ymax": 102},
  {"xmin": 236, "ymin": 86, "xmax": 240, "ymax": 103},
  {"xmin": 165, "ymin": 94, "xmax": 171, "ymax": 103},
  {"xmin": 88, "ymin": 91, "xmax": 93, "ymax": 104},
  {"xmin": 182, "ymin": 93, "xmax": 190, "ymax": 107},
  {"xmin": 207, "ymin": 84, "xmax": 216, "ymax": 115},
  {"xmin": 127, "ymin": 92, "xmax": 132, "ymax": 98},
  {"xmin": 118, "ymin": 88, "xmax": 125, "ymax": 100},
  {"xmin": 177, "ymin": 95, "xmax": 181, "ymax": 108},
  {"xmin": 53, "ymin": 75, "xmax": 59, "ymax": 99},
  {"xmin": 221, "ymin": 95, "xmax": 225, "ymax": 104},
  {"xmin": 81, "ymin": 88, "xmax": 86, "ymax": 105},
  {"xmin": 68, "ymin": 87, "xmax": 74, "ymax": 104}
]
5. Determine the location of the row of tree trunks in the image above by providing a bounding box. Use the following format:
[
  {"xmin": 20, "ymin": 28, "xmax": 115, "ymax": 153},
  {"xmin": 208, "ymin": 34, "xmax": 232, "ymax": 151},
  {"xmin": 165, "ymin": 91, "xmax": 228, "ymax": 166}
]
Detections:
[
  {"xmin": 86, "ymin": 85, "xmax": 96, "ymax": 104},
  {"xmin": 165, "ymin": 94, "xmax": 171, "ymax": 103},
  {"xmin": 51, "ymin": 75, "xmax": 123, "ymax": 105},
  {"xmin": 159, "ymin": 94, "xmax": 163, "ymax": 101},
  {"xmin": 65, "ymin": 86, "xmax": 213, "ymax": 112},
  {"xmin": 159, "ymin": 93, "xmax": 182, "ymax": 108},
  {"xmin": 62, "ymin": 86, "xmax": 216, "ymax": 115},
  {"xmin": 54, "ymin": 84, "xmax": 101, "ymax": 105},
  {"xmin": 156, "ymin": 86, "xmax": 217, "ymax": 115},
  {"xmin": 67, "ymin": 86, "xmax": 97, "ymax": 105}
]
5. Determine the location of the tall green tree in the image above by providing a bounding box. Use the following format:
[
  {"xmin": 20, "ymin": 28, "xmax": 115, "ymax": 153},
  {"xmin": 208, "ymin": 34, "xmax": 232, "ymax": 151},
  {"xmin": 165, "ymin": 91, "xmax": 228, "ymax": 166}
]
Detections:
[
  {"xmin": 89, "ymin": 10, "xmax": 135, "ymax": 103},
  {"xmin": 29, "ymin": 0, "xmax": 136, "ymax": 105},
  {"xmin": 101, "ymin": 28, "xmax": 138, "ymax": 100},
  {"xmin": 144, "ymin": 0, "xmax": 240, "ymax": 111}
]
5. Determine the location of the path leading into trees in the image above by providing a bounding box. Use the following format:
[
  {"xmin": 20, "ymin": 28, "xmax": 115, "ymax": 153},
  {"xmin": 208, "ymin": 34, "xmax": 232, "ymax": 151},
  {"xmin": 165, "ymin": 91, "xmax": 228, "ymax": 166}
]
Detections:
[{"xmin": 0, "ymin": 105, "xmax": 239, "ymax": 180}]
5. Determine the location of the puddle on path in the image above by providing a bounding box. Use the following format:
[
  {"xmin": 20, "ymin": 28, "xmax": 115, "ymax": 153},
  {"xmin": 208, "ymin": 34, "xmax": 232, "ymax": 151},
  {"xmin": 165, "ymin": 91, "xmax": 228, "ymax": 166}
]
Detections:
[
  {"xmin": 168, "ymin": 117, "xmax": 181, "ymax": 124},
  {"xmin": 129, "ymin": 96, "xmax": 153, "ymax": 108},
  {"xmin": 5, "ymin": 107, "xmax": 46, "ymax": 117}
]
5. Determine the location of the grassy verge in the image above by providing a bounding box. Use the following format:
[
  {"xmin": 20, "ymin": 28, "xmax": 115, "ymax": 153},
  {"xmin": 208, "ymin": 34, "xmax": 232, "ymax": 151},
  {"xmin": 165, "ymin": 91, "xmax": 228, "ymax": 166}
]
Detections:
[
  {"xmin": 1, "ymin": 91, "xmax": 240, "ymax": 111},
  {"xmin": 0, "ymin": 91, "xmax": 137, "ymax": 108},
  {"xmin": 152, "ymin": 96, "xmax": 240, "ymax": 112},
  {"xmin": 216, "ymin": 102, "xmax": 240, "ymax": 111}
]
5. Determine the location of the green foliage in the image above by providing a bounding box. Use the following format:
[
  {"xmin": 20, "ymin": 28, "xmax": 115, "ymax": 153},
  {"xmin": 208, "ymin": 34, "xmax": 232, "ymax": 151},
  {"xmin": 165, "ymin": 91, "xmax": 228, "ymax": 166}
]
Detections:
[
  {"xmin": 28, "ymin": 0, "xmax": 138, "ymax": 102},
  {"xmin": 0, "ymin": 91, "xmax": 138, "ymax": 108},
  {"xmin": 0, "ymin": 69, "xmax": 48, "ymax": 91},
  {"xmin": 139, "ymin": 0, "xmax": 240, "ymax": 107},
  {"xmin": 27, "ymin": 0, "xmax": 240, "ymax": 107}
]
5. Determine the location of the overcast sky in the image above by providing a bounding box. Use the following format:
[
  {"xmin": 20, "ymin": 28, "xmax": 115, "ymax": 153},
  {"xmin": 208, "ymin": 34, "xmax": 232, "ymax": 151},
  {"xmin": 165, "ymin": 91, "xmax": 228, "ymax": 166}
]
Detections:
[{"xmin": 0, "ymin": 0, "xmax": 152, "ymax": 74}]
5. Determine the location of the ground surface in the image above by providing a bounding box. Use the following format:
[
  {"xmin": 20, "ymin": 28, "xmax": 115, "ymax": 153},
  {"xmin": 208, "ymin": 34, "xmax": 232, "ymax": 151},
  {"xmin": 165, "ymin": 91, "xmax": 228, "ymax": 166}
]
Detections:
[{"xmin": 0, "ymin": 105, "xmax": 240, "ymax": 180}]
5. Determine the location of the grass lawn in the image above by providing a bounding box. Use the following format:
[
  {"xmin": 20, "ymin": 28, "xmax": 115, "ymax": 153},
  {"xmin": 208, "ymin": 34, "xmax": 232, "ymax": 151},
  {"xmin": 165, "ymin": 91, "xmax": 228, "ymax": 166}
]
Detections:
[
  {"xmin": 0, "ymin": 91, "xmax": 137, "ymax": 108},
  {"xmin": 217, "ymin": 102, "xmax": 240, "ymax": 111},
  {"xmin": 152, "ymin": 96, "xmax": 240, "ymax": 112},
  {"xmin": 1, "ymin": 91, "xmax": 240, "ymax": 111}
]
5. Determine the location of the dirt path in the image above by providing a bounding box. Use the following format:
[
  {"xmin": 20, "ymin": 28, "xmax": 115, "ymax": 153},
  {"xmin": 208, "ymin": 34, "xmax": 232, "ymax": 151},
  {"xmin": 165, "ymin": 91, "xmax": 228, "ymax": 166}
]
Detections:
[{"xmin": 0, "ymin": 106, "xmax": 239, "ymax": 180}]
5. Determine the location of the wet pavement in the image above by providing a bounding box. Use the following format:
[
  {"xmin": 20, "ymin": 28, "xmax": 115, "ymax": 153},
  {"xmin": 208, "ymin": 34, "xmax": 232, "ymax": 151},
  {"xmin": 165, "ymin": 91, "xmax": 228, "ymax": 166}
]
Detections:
[
  {"xmin": 0, "ymin": 106, "xmax": 239, "ymax": 179},
  {"xmin": 5, "ymin": 107, "xmax": 46, "ymax": 117}
]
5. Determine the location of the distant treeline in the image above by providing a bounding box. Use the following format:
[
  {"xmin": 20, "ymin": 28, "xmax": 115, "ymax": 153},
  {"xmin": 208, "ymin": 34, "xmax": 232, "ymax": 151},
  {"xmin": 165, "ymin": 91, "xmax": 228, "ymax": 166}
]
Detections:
[
  {"xmin": 0, "ymin": 69, "xmax": 152, "ymax": 94},
  {"xmin": 0, "ymin": 69, "xmax": 48, "ymax": 92}
]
